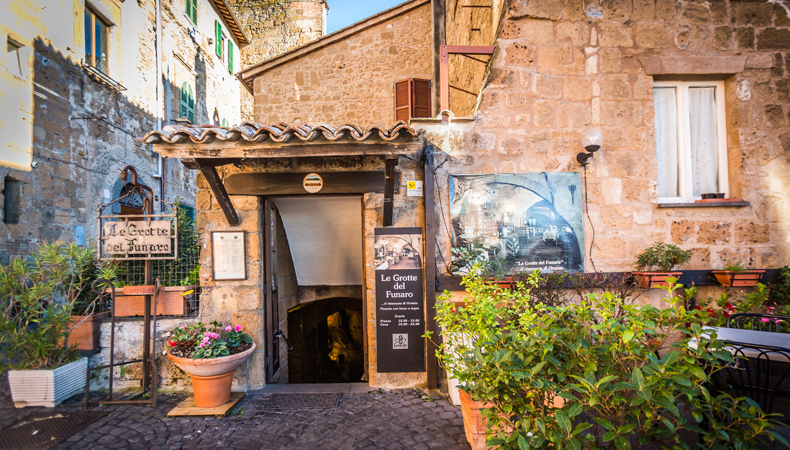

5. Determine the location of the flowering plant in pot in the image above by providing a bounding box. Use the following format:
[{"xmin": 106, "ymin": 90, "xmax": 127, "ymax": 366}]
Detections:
[
  {"xmin": 166, "ymin": 321, "xmax": 255, "ymax": 407},
  {"xmin": 633, "ymin": 242, "xmax": 692, "ymax": 288}
]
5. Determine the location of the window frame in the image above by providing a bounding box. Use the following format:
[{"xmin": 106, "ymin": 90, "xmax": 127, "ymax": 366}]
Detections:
[
  {"xmin": 179, "ymin": 81, "xmax": 195, "ymax": 124},
  {"xmin": 84, "ymin": 5, "xmax": 111, "ymax": 75},
  {"xmin": 653, "ymin": 80, "xmax": 729, "ymax": 204},
  {"xmin": 185, "ymin": 0, "xmax": 198, "ymax": 25}
]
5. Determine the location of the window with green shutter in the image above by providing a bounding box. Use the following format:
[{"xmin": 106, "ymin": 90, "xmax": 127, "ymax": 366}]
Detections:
[
  {"xmin": 228, "ymin": 41, "xmax": 233, "ymax": 73},
  {"xmin": 214, "ymin": 21, "xmax": 223, "ymax": 60},
  {"xmin": 179, "ymin": 82, "xmax": 195, "ymax": 124},
  {"xmin": 186, "ymin": 0, "xmax": 197, "ymax": 25}
]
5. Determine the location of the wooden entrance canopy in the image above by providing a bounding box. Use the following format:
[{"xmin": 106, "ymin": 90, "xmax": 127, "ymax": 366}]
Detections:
[{"xmin": 142, "ymin": 122, "xmax": 425, "ymax": 227}]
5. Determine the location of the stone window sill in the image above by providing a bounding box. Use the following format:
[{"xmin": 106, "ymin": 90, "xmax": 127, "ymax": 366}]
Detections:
[{"xmin": 657, "ymin": 201, "xmax": 751, "ymax": 208}]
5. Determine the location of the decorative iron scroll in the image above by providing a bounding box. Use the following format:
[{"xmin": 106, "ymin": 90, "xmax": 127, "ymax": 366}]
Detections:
[{"xmin": 96, "ymin": 167, "xmax": 178, "ymax": 261}]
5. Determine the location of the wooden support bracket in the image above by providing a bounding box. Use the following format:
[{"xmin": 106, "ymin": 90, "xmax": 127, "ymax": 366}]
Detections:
[
  {"xmin": 196, "ymin": 159, "xmax": 240, "ymax": 227},
  {"xmin": 383, "ymin": 159, "xmax": 398, "ymax": 227},
  {"xmin": 439, "ymin": 45, "xmax": 495, "ymax": 113}
]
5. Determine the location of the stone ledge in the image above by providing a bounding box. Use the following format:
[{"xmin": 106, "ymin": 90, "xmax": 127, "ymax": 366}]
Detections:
[
  {"xmin": 657, "ymin": 201, "xmax": 751, "ymax": 208},
  {"xmin": 637, "ymin": 56, "xmax": 747, "ymax": 75}
]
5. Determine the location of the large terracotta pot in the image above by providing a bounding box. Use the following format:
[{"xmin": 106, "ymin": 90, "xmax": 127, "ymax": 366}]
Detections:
[{"xmin": 167, "ymin": 342, "xmax": 255, "ymax": 407}]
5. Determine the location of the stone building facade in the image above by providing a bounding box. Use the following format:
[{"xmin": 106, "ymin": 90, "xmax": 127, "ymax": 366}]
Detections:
[
  {"xmin": 228, "ymin": 0, "xmax": 326, "ymax": 120},
  {"xmin": 145, "ymin": 0, "xmax": 790, "ymax": 393},
  {"xmin": 0, "ymin": 0, "xmax": 253, "ymax": 263}
]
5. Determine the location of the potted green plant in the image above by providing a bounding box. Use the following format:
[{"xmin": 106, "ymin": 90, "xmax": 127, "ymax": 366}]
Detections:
[
  {"xmin": 113, "ymin": 202, "xmax": 200, "ymax": 317},
  {"xmin": 0, "ymin": 242, "xmax": 96, "ymax": 407},
  {"xmin": 712, "ymin": 260, "xmax": 766, "ymax": 287},
  {"xmin": 166, "ymin": 321, "xmax": 255, "ymax": 407},
  {"xmin": 633, "ymin": 242, "xmax": 692, "ymax": 288},
  {"xmin": 67, "ymin": 253, "xmax": 117, "ymax": 351}
]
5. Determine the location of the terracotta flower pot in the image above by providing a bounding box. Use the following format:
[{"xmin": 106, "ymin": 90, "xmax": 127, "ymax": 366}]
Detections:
[
  {"xmin": 712, "ymin": 270, "xmax": 765, "ymax": 287},
  {"xmin": 633, "ymin": 272, "xmax": 683, "ymax": 289},
  {"xmin": 167, "ymin": 342, "xmax": 255, "ymax": 407}
]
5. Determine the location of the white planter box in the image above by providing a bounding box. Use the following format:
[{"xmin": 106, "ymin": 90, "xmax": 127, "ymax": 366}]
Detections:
[{"xmin": 8, "ymin": 357, "xmax": 87, "ymax": 408}]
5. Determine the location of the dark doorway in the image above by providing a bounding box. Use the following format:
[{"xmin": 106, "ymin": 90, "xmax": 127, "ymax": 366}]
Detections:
[{"xmin": 288, "ymin": 297, "xmax": 364, "ymax": 384}]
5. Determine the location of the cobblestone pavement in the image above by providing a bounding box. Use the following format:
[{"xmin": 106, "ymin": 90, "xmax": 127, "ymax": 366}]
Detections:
[{"xmin": 0, "ymin": 382, "xmax": 469, "ymax": 450}]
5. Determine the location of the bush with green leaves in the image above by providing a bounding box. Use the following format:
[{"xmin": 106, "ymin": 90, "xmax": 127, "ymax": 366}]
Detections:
[
  {"xmin": 433, "ymin": 270, "xmax": 788, "ymax": 450},
  {"xmin": 168, "ymin": 321, "xmax": 252, "ymax": 359},
  {"xmin": 634, "ymin": 242, "xmax": 693, "ymax": 272},
  {"xmin": 0, "ymin": 242, "xmax": 108, "ymax": 370}
]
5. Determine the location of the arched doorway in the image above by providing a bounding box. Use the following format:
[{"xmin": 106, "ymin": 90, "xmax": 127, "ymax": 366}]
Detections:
[{"xmin": 287, "ymin": 297, "xmax": 364, "ymax": 384}]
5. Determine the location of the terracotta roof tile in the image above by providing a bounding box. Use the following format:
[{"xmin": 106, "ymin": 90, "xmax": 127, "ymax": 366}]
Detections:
[{"xmin": 141, "ymin": 122, "xmax": 422, "ymax": 145}]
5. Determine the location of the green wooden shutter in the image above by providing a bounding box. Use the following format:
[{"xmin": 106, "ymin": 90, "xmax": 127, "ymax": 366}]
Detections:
[
  {"xmin": 228, "ymin": 41, "xmax": 233, "ymax": 73},
  {"xmin": 215, "ymin": 21, "xmax": 222, "ymax": 59},
  {"xmin": 186, "ymin": 0, "xmax": 197, "ymax": 24},
  {"xmin": 180, "ymin": 82, "xmax": 195, "ymax": 123}
]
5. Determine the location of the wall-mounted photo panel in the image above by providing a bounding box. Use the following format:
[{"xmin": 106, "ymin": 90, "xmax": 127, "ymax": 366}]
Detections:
[
  {"xmin": 449, "ymin": 173, "xmax": 584, "ymax": 276},
  {"xmin": 211, "ymin": 231, "xmax": 247, "ymax": 280}
]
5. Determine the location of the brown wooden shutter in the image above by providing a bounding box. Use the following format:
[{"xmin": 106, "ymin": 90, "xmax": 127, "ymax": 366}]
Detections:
[
  {"xmin": 412, "ymin": 79, "xmax": 431, "ymax": 119},
  {"xmin": 394, "ymin": 78, "xmax": 432, "ymax": 122},
  {"xmin": 394, "ymin": 79, "xmax": 411, "ymax": 122}
]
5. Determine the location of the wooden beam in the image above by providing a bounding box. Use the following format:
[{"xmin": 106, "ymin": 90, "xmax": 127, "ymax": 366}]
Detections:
[
  {"xmin": 224, "ymin": 171, "xmax": 387, "ymax": 195},
  {"xmin": 432, "ymin": 0, "xmax": 446, "ymax": 118},
  {"xmin": 196, "ymin": 160, "xmax": 240, "ymax": 227},
  {"xmin": 155, "ymin": 142, "xmax": 424, "ymax": 160},
  {"xmin": 439, "ymin": 45, "xmax": 495, "ymax": 112},
  {"xmin": 383, "ymin": 159, "xmax": 397, "ymax": 226},
  {"xmin": 423, "ymin": 145, "xmax": 438, "ymax": 390}
]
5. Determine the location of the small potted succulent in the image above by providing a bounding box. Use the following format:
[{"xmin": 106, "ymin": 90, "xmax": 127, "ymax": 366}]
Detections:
[
  {"xmin": 712, "ymin": 260, "xmax": 765, "ymax": 287},
  {"xmin": 633, "ymin": 242, "xmax": 692, "ymax": 288},
  {"xmin": 166, "ymin": 321, "xmax": 255, "ymax": 407}
]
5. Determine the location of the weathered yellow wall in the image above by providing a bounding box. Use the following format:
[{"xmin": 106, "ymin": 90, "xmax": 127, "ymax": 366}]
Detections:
[{"xmin": 252, "ymin": 4, "xmax": 433, "ymax": 127}]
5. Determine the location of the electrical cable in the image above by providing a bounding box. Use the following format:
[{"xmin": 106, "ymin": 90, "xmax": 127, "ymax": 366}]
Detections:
[{"xmin": 583, "ymin": 164, "xmax": 598, "ymax": 273}]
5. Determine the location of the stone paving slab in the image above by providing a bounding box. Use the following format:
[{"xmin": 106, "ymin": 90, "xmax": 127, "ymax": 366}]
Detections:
[{"xmin": 0, "ymin": 378, "xmax": 469, "ymax": 450}]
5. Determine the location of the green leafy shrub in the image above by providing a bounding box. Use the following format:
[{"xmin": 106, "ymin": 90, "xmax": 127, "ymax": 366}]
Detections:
[
  {"xmin": 722, "ymin": 260, "xmax": 748, "ymax": 273},
  {"xmin": 634, "ymin": 242, "xmax": 692, "ymax": 272},
  {"xmin": 769, "ymin": 267, "xmax": 790, "ymax": 307},
  {"xmin": 434, "ymin": 271, "xmax": 788, "ymax": 449},
  {"xmin": 0, "ymin": 242, "xmax": 107, "ymax": 370}
]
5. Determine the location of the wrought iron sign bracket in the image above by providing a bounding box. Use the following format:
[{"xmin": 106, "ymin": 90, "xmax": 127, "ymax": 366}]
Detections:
[{"xmin": 195, "ymin": 158, "xmax": 240, "ymax": 227}]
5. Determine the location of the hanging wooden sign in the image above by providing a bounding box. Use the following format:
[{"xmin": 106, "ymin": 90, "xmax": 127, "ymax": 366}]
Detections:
[{"xmin": 97, "ymin": 214, "xmax": 178, "ymax": 260}]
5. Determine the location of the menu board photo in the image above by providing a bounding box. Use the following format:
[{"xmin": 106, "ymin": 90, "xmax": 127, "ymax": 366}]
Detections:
[
  {"xmin": 211, "ymin": 231, "xmax": 247, "ymax": 280},
  {"xmin": 374, "ymin": 227, "xmax": 424, "ymax": 373}
]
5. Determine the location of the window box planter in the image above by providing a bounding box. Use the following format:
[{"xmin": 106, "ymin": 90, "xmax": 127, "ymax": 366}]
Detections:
[
  {"xmin": 712, "ymin": 270, "xmax": 765, "ymax": 287},
  {"xmin": 167, "ymin": 342, "xmax": 255, "ymax": 408},
  {"xmin": 633, "ymin": 272, "xmax": 683, "ymax": 289},
  {"xmin": 111, "ymin": 285, "xmax": 197, "ymax": 317},
  {"xmin": 483, "ymin": 277, "xmax": 514, "ymax": 290},
  {"xmin": 68, "ymin": 311, "xmax": 111, "ymax": 350},
  {"xmin": 7, "ymin": 357, "xmax": 87, "ymax": 408}
]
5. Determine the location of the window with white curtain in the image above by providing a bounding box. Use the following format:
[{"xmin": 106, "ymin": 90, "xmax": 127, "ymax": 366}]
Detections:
[{"xmin": 653, "ymin": 81, "xmax": 729, "ymax": 203}]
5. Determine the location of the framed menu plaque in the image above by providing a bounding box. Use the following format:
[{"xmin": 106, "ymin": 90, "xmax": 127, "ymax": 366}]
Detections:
[{"xmin": 211, "ymin": 231, "xmax": 247, "ymax": 280}]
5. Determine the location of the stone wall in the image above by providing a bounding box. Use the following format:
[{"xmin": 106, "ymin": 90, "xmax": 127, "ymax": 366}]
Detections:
[
  {"xmin": 251, "ymin": 4, "xmax": 432, "ymax": 127},
  {"xmin": 418, "ymin": 0, "xmax": 790, "ymax": 282},
  {"xmin": 0, "ymin": 0, "xmax": 249, "ymax": 263},
  {"xmin": 228, "ymin": 0, "xmax": 326, "ymax": 121}
]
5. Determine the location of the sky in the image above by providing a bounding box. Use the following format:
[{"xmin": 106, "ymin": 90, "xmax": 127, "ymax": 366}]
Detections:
[{"xmin": 325, "ymin": 0, "xmax": 405, "ymax": 34}]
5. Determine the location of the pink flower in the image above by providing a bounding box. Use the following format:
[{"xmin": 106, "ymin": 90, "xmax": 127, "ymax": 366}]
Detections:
[
  {"xmin": 202, "ymin": 336, "xmax": 210, "ymax": 344},
  {"xmin": 226, "ymin": 325, "xmax": 232, "ymax": 332},
  {"xmin": 199, "ymin": 343, "xmax": 205, "ymax": 347},
  {"xmin": 235, "ymin": 325, "xmax": 242, "ymax": 332},
  {"xmin": 762, "ymin": 318, "xmax": 771, "ymax": 323}
]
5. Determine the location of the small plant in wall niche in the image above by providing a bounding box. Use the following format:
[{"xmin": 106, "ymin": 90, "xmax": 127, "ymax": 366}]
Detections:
[
  {"xmin": 713, "ymin": 260, "xmax": 766, "ymax": 288},
  {"xmin": 633, "ymin": 242, "xmax": 692, "ymax": 288}
]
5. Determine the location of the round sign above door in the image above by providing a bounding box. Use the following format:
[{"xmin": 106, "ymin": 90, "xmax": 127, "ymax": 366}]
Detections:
[{"xmin": 303, "ymin": 173, "xmax": 323, "ymax": 193}]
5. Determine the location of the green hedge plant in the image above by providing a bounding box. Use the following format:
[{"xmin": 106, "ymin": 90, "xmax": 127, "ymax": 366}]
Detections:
[
  {"xmin": 634, "ymin": 242, "xmax": 692, "ymax": 272},
  {"xmin": 433, "ymin": 270, "xmax": 788, "ymax": 450},
  {"xmin": 0, "ymin": 242, "xmax": 106, "ymax": 370}
]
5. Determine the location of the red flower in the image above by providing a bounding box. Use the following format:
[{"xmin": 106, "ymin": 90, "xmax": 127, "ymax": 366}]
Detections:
[
  {"xmin": 723, "ymin": 311, "xmax": 731, "ymax": 318},
  {"xmin": 168, "ymin": 340, "xmax": 176, "ymax": 347}
]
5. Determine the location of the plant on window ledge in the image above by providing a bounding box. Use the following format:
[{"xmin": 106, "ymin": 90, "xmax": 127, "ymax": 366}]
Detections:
[
  {"xmin": 712, "ymin": 260, "xmax": 765, "ymax": 287},
  {"xmin": 633, "ymin": 242, "xmax": 692, "ymax": 288}
]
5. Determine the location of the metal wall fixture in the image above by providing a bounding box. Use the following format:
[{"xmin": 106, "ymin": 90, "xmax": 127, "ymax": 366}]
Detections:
[{"xmin": 577, "ymin": 129, "xmax": 603, "ymax": 165}]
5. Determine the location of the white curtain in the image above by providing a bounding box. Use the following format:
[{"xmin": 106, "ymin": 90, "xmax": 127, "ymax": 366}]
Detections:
[
  {"xmin": 688, "ymin": 87, "xmax": 719, "ymax": 196},
  {"xmin": 654, "ymin": 88, "xmax": 679, "ymax": 198}
]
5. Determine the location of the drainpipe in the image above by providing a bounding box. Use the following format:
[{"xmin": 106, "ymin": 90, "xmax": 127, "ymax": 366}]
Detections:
[{"xmin": 153, "ymin": 0, "xmax": 166, "ymax": 211}]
